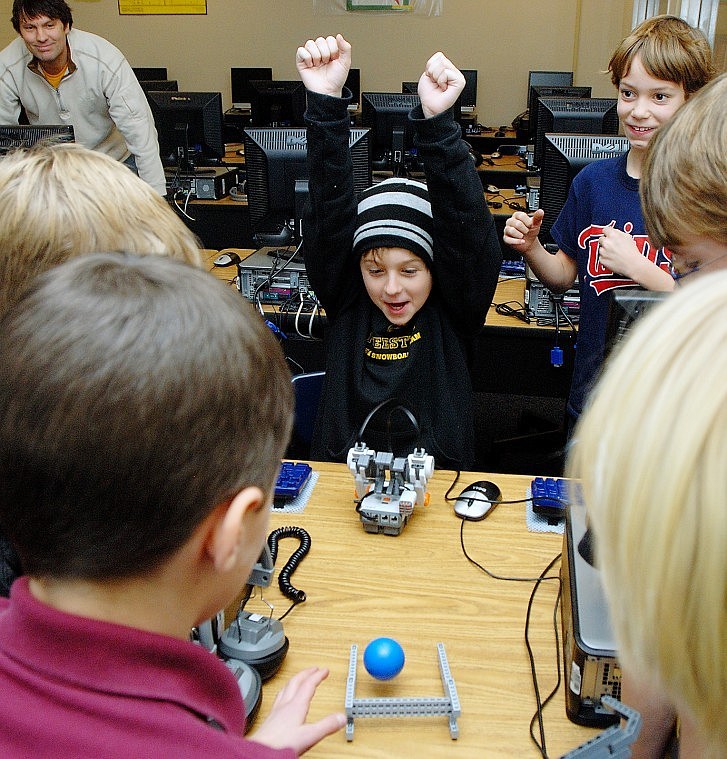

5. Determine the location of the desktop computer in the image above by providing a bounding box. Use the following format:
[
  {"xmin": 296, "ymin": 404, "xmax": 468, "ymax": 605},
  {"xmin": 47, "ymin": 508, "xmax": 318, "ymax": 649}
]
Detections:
[
  {"xmin": 524, "ymin": 264, "xmax": 579, "ymax": 321},
  {"xmin": 237, "ymin": 248, "xmax": 312, "ymax": 304},
  {"xmin": 164, "ymin": 166, "xmax": 238, "ymax": 199},
  {"xmin": 561, "ymin": 499, "xmax": 622, "ymax": 728}
]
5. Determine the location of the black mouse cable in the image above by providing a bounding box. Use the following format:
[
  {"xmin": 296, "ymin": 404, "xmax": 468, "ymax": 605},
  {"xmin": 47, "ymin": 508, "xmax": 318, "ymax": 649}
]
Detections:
[
  {"xmin": 525, "ymin": 552, "xmax": 562, "ymax": 759},
  {"xmin": 458, "ymin": 519, "xmax": 560, "ymax": 583}
]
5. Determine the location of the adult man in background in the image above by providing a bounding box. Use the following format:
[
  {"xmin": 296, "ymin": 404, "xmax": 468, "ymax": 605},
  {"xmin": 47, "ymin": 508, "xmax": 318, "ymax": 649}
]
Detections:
[{"xmin": 0, "ymin": 0, "xmax": 166, "ymax": 195}]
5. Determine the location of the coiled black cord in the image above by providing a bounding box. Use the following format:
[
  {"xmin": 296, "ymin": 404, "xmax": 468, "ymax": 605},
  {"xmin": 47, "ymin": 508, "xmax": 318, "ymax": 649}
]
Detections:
[{"xmin": 268, "ymin": 526, "xmax": 311, "ymax": 605}]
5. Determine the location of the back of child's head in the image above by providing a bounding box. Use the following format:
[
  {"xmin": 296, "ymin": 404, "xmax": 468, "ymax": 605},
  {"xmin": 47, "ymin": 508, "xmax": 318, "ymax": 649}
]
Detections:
[
  {"xmin": 608, "ymin": 14, "xmax": 715, "ymax": 94},
  {"xmin": 0, "ymin": 253, "xmax": 293, "ymax": 581},
  {"xmin": 0, "ymin": 142, "xmax": 203, "ymax": 317},
  {"xmin": 353, "ymin": 178, "xmax": 434, "ymax": 266},
  {"xmin": 641, "ymin": 72, "xmax": 727, "ymax": 251},
  {"xmin": 567, "ymin": 270, "xmax": 727, "ymax": 753}
]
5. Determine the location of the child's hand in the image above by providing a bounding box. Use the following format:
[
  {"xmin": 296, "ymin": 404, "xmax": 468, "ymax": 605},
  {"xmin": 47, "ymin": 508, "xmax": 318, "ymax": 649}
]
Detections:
[
  {"xmin": 249, "ymin": 667, "xmax": 345, "ymax": 754},
  {"xmin": 503, "ymin": 209, "xmax": 544, "ymax": 255},
  {"xmin": 295, "ymin": 34, "xmax": 351, "ymax": 98},
  {"xmin": 418, "ymin": 52, "xmax": 464, "ymax": 119},
  {"xmin": 596, "ymin": 225, "xmax": 640, "ymax": 278}
]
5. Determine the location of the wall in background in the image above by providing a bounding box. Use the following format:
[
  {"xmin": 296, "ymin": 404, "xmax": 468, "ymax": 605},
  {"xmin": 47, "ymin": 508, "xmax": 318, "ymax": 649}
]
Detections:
[{"xmin": 0, "ymin": 0, "xmax": 635, "ymax": 127}]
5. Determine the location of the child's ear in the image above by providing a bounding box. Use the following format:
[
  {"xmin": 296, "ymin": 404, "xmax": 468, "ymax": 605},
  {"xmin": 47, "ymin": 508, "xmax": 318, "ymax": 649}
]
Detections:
[{"xmin": 208, "ymin": 486, "xmax": 266, "ymax": 573}]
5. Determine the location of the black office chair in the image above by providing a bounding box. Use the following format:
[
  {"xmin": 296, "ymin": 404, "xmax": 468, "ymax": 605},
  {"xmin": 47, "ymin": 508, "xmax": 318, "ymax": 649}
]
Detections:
[{"xmin": 286, "ymin": 371, "xmax": 325, "ymax": 460}]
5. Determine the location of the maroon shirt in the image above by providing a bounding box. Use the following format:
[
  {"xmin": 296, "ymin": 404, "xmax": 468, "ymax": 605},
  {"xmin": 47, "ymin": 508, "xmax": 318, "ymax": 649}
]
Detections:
[{"xmin": 0, "ymin": 578, "xmax": 296, "ymax": 758}]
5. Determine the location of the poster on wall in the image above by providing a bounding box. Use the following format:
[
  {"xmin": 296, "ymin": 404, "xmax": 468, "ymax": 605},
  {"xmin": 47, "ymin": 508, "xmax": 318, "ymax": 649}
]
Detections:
[
  {"xmin": 314, "ymin": 0, "xmax": 442, "ymax": 15},
  {"xmin": 118, "ymin": 0, "xmax": 206, "ymax": 15}
]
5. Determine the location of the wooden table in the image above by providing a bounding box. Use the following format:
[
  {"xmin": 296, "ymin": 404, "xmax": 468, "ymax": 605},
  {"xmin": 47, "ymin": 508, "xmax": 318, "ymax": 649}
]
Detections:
[{"xmin": 228, "ymin": 462, "xmax": 596, "ymax": 757}]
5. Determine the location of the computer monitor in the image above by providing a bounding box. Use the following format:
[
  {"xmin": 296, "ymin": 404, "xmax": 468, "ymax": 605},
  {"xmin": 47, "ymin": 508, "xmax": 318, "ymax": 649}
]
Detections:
[
  {"xmin": 133, "ymin": 67, "xmax": 168, "ymax": 82},
  {"xmin": 345, "ymin": 68, "xmax": 361, "ymax": 108},
  {"xmin": 249, "ymin": 80, "xmax": 306, "ymax": 127},
  {"xmin": 461, "ymin": 69, "xmax": 478, "ymax": 110},
  {"xmin": 231, "ymin": 67, "xmax": 273, "ymax": 109},
  {"xmin": 140, "ymin": 79, "xmax": 179, "ymax": 95},
  {"xmin": 243, "ymin": 126, "xmax": 372, "ymax": 244},
  {"xmin": 533, "ymin": 94, "xmax": 615, "ymax": 169},
  {"xmin": 528, "ymin": 83, "xmax": 590, "ymax": 142},
  {"xmin": 0, "ymin": 124, "xmax": 74, "ymax": 156},
  {"xmin": 361, "ymin": 91, "xmax": 421, "ymax": 174},
  {"xmin": 528, "ymin": 70, "xmax": 573, "ymax": 91},
  {"xmin": 147, "ymin": 91, "xmax": 225, "ymax": 172},
  {"xmin": 539, "ymin": 133, "xmax": 630, "ymax": 243},
  {"xmin": 604, "ymin": 289, "xmax": 669, "ymax": 358}
]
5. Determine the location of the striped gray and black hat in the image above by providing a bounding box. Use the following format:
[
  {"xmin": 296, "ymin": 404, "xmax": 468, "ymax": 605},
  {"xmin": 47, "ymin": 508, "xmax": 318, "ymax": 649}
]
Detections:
[{"xmin": 352, "ymin": 178, "xmax": 434, "ymax": 265}]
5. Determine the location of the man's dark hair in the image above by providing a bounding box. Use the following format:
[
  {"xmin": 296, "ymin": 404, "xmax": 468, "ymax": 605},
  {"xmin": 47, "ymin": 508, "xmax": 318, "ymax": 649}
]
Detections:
[
  {"xmin": 11, "ymin": 0, "xmax": 73, "ymax": 32},
  {"xmin": 0, "ymin": 253, "xmax": 293, "ymax": 581}
]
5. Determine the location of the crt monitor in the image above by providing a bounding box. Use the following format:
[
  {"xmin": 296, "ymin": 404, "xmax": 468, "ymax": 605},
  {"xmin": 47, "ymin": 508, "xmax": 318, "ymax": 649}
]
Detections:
[
  {"xmin": 534, "ymin": 96, "xmax": 618, "ymax": 169},
  {"xmin": 147, "ymin": 91, "xmax": 225, "ymax": 172},
  {"xmin": 243, "ymin": 126, "xmax": 372, "ymax": 243},
  {"xmin": 249, "ymin": 80, "xmax": 306, "ymax": 127},
  {"xmin": 231, "ymin": 67, "xmax": 273, "ymax": 109},
  {"xmin": 528, "ymin": 83, "xmax": 590, "ymax": 141},
  {"xmin": 133, "ymin": 66, "xmax": 168, "ymax": 82},
  {"xmin": 361, "ymin": 91, "xmax": 420, "ymax": 173},
  {"xmin": 0, "ymin": 124, "xmax": 74, "ymax": 156},
  {"xmin": 539, "ymin": 133, "xmax": 630, "ymax": 244}
]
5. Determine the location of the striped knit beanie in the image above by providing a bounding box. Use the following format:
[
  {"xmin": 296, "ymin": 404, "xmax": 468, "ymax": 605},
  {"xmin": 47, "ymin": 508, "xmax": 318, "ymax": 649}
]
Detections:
[{"xmin": 352, "ymin": 178, "xmax": 434, "ymax": 265}]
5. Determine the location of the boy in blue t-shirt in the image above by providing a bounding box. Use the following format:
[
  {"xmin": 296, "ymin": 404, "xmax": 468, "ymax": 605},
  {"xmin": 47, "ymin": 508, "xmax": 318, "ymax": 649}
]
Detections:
[{"xmin": 503, "ymin": 15, "xmax": 714, "ymax": 425}]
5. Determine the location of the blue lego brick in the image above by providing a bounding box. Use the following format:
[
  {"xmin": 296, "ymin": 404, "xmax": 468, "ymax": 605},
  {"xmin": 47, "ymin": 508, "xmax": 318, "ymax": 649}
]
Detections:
[
  {"xmin": 500, "ymin": 259, "xmax": 526, "ymax": 276},
  {"xmin": 531, "ymin": 476, "xmax": 568, "ymax": 519},
  {"xmin": 274, "ymin": 462, "xmax": 312, "ymax": 507}
]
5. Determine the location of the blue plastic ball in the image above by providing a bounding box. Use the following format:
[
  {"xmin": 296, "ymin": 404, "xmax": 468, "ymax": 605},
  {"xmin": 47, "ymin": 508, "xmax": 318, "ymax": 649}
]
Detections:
[{"xmin": 363, "ymin": 637, "xmax": 405, "ymax": 680}]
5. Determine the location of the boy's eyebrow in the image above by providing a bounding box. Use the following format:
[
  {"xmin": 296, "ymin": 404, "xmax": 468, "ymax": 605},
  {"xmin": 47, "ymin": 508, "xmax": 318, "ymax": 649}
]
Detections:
[{"xmin": 619, "ymin": 78, "xmax": 682, "ymax": 92}]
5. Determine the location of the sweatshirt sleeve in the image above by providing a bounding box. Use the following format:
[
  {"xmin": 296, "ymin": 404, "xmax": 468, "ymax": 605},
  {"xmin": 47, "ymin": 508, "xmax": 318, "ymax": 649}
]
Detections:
[
  {"xmin": 412, "ymin": 107, "xmax": 502, "ymax": 334},
  {"xmin": 301, "ymin": 89, "xmax": 363, "ymax": 318}
]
